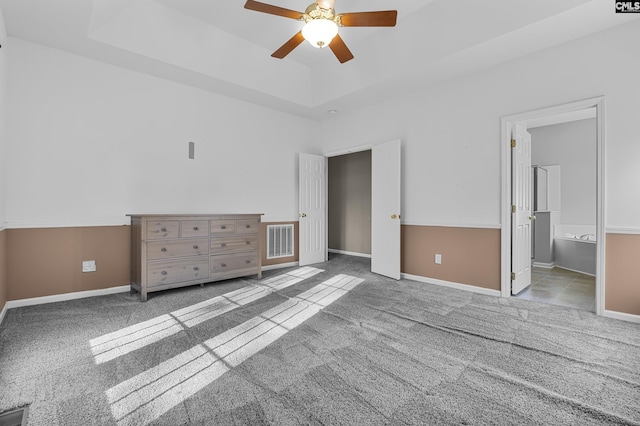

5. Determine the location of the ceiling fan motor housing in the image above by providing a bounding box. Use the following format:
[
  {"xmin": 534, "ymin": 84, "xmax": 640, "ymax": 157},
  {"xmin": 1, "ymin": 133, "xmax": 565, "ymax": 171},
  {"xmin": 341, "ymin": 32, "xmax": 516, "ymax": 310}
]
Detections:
[{"xmin": 304, "ymin": 3, "xmax": 337, "ymax": 23}]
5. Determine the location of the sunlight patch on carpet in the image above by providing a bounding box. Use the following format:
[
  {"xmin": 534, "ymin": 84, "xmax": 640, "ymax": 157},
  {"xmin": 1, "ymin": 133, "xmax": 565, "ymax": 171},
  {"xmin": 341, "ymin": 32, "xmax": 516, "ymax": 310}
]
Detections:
[
  {"xmin": 106, "ymin": 274, "xmax": 364, "ymax": 426},
  {"xmin": 89, "ymin": 267, "xmax": 324, "ymax": 364}
]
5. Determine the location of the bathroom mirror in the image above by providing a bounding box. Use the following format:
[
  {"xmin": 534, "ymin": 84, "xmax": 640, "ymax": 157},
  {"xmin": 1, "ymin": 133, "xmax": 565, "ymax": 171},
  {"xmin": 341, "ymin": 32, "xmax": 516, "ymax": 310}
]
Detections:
[{"xmin": 533, "ymin": 166, "xmax": 548, "ymax": 211}]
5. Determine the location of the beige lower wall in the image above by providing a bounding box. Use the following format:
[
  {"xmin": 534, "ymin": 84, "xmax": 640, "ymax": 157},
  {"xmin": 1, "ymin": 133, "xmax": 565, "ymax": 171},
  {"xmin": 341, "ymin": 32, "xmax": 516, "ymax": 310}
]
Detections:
[
  {"xmin": 605, "ymin": 233, "xmax": 640, "ymax": 315},
  {"xmin": 261, "ymin": 222, "xmax": 299, "ymax": 267},
  {"xmin": 0, "ymin": 229, "xmax": 7, "ymax": 312},
  {"xmin": 7, "ymin": 226, "xmax": 131, "ymax": 300},
  {"xmin": 4, "ymin": 224, "xmax": 640, "ymax": 318},
  {"xmin": 5, "ymin": 222, "xmax": 297, "ymax": 302},
  {"xmin": 401, "ymin": 225, "xmax": 501, "ymax": 291}
]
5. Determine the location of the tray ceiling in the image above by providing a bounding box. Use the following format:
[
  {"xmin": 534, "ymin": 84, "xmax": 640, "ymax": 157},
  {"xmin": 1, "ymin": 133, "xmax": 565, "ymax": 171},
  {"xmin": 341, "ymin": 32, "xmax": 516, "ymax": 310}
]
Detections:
[{"xmin": 0, "ymin": 0, "xmax": 637, "ymax": 119}]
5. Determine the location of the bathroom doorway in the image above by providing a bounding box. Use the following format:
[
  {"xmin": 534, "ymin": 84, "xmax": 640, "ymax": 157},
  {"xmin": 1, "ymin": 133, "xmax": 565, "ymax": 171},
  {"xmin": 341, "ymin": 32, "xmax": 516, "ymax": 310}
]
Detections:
[
  {"xmin": 518, "ymin": 116, "xmax": 596, "ymax": 311},
  {"xmin": 500, "ymin": 97, "xmax": 605, "ymax": 315}
]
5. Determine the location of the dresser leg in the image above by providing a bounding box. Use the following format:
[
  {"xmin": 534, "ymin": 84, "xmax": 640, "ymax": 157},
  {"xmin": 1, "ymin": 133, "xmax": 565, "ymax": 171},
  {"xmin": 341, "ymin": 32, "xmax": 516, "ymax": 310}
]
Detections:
[{"xmin": 140, "ymin": 291, "xmax": 147, "ymax": 302}]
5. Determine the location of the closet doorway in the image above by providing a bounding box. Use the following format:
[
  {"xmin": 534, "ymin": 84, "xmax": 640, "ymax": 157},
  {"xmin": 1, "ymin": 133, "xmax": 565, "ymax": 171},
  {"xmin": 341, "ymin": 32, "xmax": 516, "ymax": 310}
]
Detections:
[{"xmin": 320, "ymin": 139, "xmax": 402, "ymax": 280}]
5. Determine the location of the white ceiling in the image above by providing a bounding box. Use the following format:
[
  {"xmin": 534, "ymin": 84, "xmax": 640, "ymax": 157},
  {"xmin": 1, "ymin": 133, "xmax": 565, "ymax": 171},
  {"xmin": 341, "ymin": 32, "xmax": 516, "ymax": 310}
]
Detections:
[{"xmin": 1, "ymin": 0, "xmax": 638, "ymax": 119}]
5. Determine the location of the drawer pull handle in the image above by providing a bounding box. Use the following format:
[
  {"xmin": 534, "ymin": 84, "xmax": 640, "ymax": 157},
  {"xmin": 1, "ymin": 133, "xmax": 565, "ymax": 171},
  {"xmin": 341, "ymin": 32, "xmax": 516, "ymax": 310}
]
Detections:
[
  {"xmin": 246, "ymin": 225, "xmax": 251, "ymax": 228},
  {"xmin": 246, "ymin": 260, "xmax": 251, "ymax": 264},
  {"xmin": 221, "ymin": 263, "xmax": 227, "ymax": 267},
  {"xmin": 193, "ymin": 245, "xmax": 199, "ymax": 249},
  {"xmin": 193, "ymin": 266, "xmax": 199, "ymax": 271},
  {"xmin": 221, "ymin": 225, "xmax": 226, "ymax": 229},
  {"xmin": 161, "ymin": 247, "xmax": 167, "ymax": 252},
  {"xmin": 193, "ymin": 226, "xmax": 199, "ymax": 231},
  {"xmin": 246, "ymin": 241, "xmax": 250, "ymax": 245},
  {"xmin": 160, "ymin": 227, "xmax": 167, "ymax": 232},
  {"xmin": 161, "ymin": 271, "xmax": 167, "ymax": 275},
  {"xmin": 221, "ymin": 243, "xmax": 226, "ymax": 247}
]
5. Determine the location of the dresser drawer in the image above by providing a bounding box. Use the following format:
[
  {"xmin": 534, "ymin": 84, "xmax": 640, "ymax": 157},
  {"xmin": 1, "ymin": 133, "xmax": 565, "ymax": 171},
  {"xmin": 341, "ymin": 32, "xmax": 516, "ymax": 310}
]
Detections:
[
  {"xmin": 210, "ymin": 220, "xmax": 235, "ymax": 235},
  {"xmin": 210, "ymin": 253, "xmax": 258, "ymax": 277},
  {"xmin": 181, "ymin": 220, "xmax": 209, "ymax": 238},
  {"xmin": 236, "ymin": 219, "xmax": 259, "ymax": 234},
  {"xmin": 147, "ymin": 258, "xmax": 209, "ymax": 287},
  {"xmin": 147, "ymin": 238, "xmax": 209, "ymax": 260},
  {"xmin": 147, "ymin": 221, "xmax": 180, "ymax": 240},
  {"xmin": 210, "ymin": 235, "xmax": 258, "ymax": 255}
]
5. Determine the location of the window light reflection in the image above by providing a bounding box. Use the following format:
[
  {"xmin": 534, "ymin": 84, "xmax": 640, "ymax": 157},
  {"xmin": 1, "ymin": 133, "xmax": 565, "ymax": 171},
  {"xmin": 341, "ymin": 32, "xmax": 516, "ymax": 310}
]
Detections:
[
  {"xmin": 107, "ymin": 274, "xmax": 364, "ymax": 426},
  {"xmin": 90, "ymin": 267, "xmax": 324, "ymax": 364}
]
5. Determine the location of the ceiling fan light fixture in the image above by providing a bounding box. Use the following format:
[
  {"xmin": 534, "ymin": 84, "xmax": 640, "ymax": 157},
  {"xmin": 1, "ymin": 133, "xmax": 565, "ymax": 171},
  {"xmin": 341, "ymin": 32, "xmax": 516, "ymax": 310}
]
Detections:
[{"xmin": 301, "ymin": 19, "xmax": 338, "ymax": 48}]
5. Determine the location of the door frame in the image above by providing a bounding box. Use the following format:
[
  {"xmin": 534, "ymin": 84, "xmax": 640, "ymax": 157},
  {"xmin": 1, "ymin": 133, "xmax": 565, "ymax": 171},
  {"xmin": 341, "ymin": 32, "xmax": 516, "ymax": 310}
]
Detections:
[
  {"xmin": 500, "ymin": 97, "xmax": 605, "ymax": 315},
  {"xmin": 323, "ymin": 139, "xmax": 402, "ymax": 276}
]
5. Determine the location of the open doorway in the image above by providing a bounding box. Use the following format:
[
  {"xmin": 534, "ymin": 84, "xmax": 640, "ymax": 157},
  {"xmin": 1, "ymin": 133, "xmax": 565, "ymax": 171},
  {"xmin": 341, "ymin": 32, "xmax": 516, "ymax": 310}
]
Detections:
[
  {"xmin": 514, "ymin": 114, "xmax": 597, "ymax": 311},
  {"xmin": 501, "ymin": 97, "xmax": 605, "ymax": 315},
  {"xmin": 328, "ymin": 150, "xmax": 372, "ymax": 258},
  {"xmin": 316, "ymin": 139, "xmax": 401, "ymax": 280}
]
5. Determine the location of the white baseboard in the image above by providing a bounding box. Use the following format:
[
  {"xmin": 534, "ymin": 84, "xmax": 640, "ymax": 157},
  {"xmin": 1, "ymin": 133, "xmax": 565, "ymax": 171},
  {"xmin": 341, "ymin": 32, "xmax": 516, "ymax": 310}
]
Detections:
[
  {"xmin": 328, "ymin": 249, "xmax": 371, "ymax": 259},
  {"xmin": 4, "ymin": 285, "xmax": 130, "ymax": 310},
  {"xmin": 603, "ymin": 309, "xmax": 640, "ymax": 324},
  {"xmin": 532, "ymin": 262, "xmax": 555, "ymax": 269},
  {"xmin": 554, "ymin": 265, "xmax": 595, "ymax": 277},
  {"xmin": 0, "ymin": 303, "xmax": 7, "ymax": 327},
  {"xmin": 401, "ymin": 273, "xmax": 501, "ymax": 297},
  {"xmin": 262, "ymin": 261, "xmax": 299, "ymax": 272}
]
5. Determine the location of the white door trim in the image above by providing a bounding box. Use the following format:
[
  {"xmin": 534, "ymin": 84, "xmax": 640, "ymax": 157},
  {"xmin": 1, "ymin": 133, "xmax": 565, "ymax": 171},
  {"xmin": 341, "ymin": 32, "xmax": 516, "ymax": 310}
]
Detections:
[
  {"xmin": 323, "ymin": 142, "xmax": 376, "ymax": 158},
  {"xmin": 299, "ymin": 153, "xmax": 328, "ymax": 266},
  {"xmin": 500, "ymin": 97, "xmax": 605, "ymax": 315}
]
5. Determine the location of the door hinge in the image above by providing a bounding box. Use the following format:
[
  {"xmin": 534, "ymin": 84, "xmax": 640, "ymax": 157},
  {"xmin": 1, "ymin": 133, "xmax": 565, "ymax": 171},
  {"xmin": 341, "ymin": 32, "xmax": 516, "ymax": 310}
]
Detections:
[
  {"xmin": 511, "ymin": 272, "xmax": 515, "ymax": 280},
  {"xmin": 510, "ymin": 139, "xmax": 516, "ymax": 148},
  {"xmin": 511, "ymin": 205, "xmax": 516, "ymax": 213}
]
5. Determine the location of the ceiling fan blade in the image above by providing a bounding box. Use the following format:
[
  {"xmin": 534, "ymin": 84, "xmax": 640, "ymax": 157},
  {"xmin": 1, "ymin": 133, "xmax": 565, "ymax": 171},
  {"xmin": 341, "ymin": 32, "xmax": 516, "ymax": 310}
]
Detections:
[
  {"xmin": 339, "ymin": 10, "xmax": 398, "ymax": 27},
  {"xmin": 272, "ymin": 31, "xmax": 305, "ymax": 59},
  {"xmin": 244, "ymin": 0, "xmax": 304, "ymax": 20},
  {"xmin": 329, "ymin": 34, "xmax": 354, "ymax": 63}
]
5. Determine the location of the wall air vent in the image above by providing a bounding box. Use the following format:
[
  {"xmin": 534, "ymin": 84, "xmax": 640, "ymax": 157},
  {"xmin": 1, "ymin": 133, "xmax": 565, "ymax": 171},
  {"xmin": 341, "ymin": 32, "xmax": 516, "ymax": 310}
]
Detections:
[
  {"xmin": 0, "ymin": 406, "xmax": 29, "ymax": 426},
  {"xmin": 267, "ymin": 224, "xmax": 294, "ymax": 259}
]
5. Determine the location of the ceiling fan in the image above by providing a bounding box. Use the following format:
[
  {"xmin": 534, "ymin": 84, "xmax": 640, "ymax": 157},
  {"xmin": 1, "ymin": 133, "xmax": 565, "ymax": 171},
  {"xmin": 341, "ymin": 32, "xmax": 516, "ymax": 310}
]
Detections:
[{"xmin": 244, "ymin": 0, "xmax": 397, "ymax": 63}]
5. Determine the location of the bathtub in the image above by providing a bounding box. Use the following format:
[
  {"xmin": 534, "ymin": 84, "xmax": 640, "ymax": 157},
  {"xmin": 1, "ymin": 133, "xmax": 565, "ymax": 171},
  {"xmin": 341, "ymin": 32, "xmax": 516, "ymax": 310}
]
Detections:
[{"xmin": 553, "ymin": 225, "xmax": 596, "ymax": 276}]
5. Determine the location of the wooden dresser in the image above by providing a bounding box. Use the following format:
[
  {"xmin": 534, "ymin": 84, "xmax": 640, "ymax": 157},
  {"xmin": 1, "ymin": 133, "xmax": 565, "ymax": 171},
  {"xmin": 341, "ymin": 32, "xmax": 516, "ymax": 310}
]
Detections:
[{"xmin": 128, "ymin": 214, "xmax": 262, "ymax": 301}]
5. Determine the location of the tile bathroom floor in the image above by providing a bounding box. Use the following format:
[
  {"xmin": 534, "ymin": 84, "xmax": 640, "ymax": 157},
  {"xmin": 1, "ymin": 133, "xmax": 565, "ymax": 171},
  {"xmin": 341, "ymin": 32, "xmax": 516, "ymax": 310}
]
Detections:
[{"xmin": 514, "ymin": 266, "xmax": 596, "ymax": 312}]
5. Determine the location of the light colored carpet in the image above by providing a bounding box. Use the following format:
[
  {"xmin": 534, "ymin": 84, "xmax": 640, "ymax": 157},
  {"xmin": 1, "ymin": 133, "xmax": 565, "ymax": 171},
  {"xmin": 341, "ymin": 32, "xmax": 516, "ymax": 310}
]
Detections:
[{"xmin": 0, "ymin": 254, "xmax": 639, "ymax": 425}]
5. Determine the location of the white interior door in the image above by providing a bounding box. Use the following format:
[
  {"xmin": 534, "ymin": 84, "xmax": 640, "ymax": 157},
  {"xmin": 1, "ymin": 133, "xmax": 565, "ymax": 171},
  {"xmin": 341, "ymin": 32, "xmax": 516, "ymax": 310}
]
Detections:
[
  {"xmin": 299, "ymin": 153, "xmax": 327, "ymax": 266},
  {"xmin": 511, "ymin": 124, "xmax": 533, "ymax": 294},
  {"xmin": 371, "ymin": 139, "xmax": 401, "ymax": 280}
]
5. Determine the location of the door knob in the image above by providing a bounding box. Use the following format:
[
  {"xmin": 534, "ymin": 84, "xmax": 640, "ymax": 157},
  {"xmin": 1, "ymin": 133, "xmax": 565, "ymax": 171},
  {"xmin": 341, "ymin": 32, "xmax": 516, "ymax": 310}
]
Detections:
[
  {"xmin": 300, "ymin": 213, "xmax": 307, "ymax": 218},
  {"xmin": 529, "ymin": 215, "xmax": 536, "ymax": 221},
  {"xmin": 391, "ymin": 214, "xmax": 398, "ymax": 219}
]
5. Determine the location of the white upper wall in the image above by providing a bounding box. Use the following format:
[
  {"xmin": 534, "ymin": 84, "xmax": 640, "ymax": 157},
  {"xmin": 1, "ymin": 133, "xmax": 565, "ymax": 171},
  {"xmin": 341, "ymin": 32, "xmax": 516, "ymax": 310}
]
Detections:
[
  {"xmin": 6, "ymin": 38, "xmax": 320, "ymax": 227},
  {"xmin": 320, "ymin": 20, "xmax": 640, "ymax": 231},
  {"xmin": 0, "ymin": 6, "xmax": 7, "ymax": 228},
  {"xmin": 530, "ymin": 119, "xmax": 596, "ymax": 226}
]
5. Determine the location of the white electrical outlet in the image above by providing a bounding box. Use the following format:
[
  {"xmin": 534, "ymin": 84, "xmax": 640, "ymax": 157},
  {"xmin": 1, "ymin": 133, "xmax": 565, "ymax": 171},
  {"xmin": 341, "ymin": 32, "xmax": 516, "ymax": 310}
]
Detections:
[
  {"xmin": 435, "ymin": 254, "xmax": 442, "ymax": 264},
  {"xmin": 82, "ymin": 260, "xmax": 97, "ymax": 273}
]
